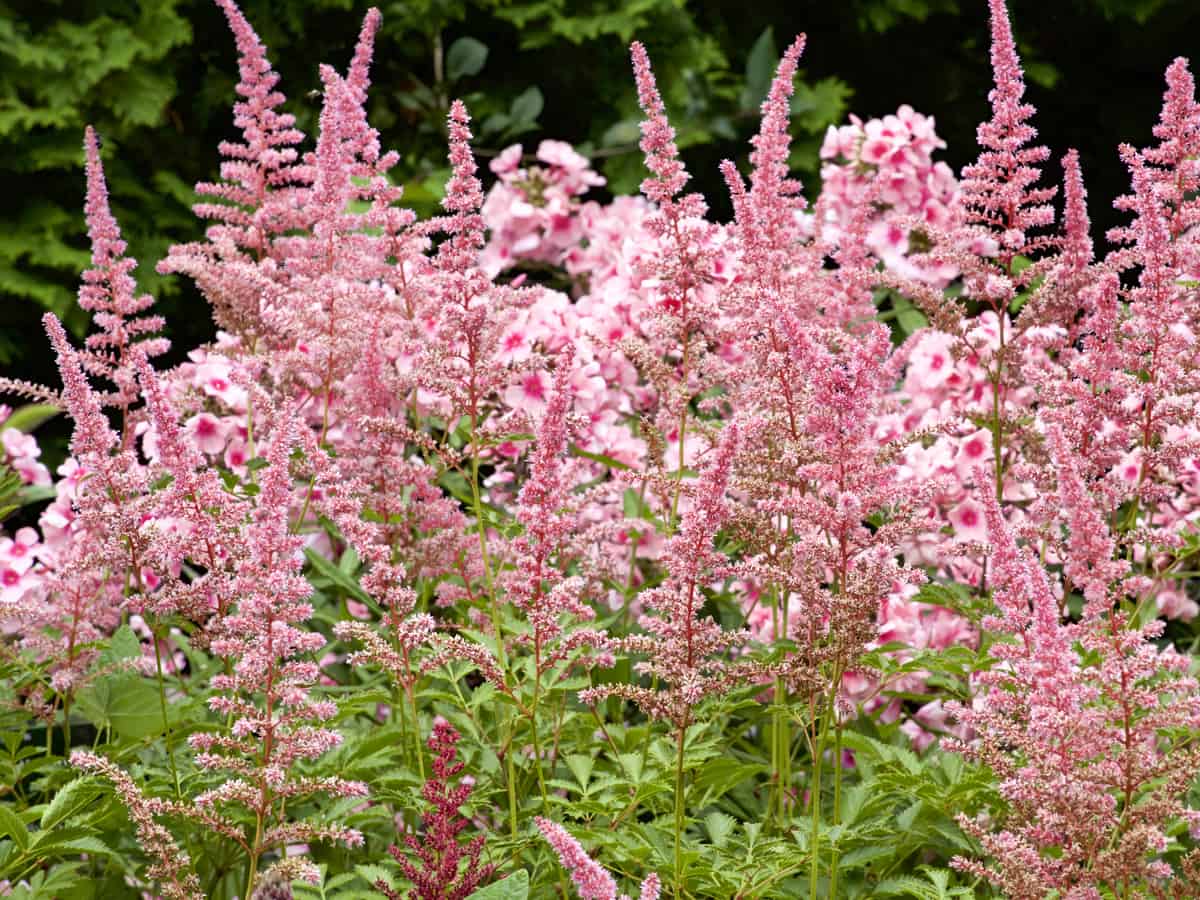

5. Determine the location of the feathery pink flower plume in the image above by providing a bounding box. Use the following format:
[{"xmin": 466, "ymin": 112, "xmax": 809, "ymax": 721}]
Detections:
[
  {"xmin": 537, "ymin": 818, "xmax": 660, "ymax": 900},
  {"xmin": 959, "ymin": 0, "xmax": 1055, "ymax": 262},
  {"xmin": 198, "ymin": 0, "xmax": 310, "ymax": 252},
  {"xmin": 582, "ymin": 423, "xmax": 748, "ymax": 725},
  {"xmin": 77, "ymin": 127, "xmax": 168, "ymax": 413}
]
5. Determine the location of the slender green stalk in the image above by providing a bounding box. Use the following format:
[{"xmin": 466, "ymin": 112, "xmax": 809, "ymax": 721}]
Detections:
[
  {"xmin": 809, "ymin": 708, "xmax": 829, "ymax": 900},
  {"xmin": 830, "ymin": 719, "xmax": 844, "ymax": 899},
  {"xmin": 529, "ymin": 687, "xmax": 549, "ymax": 813},
  {"xmin": 152, "ymin": 624, "xmax": 181, "ymax": 798},
  {"xmin": 674, "ymin": 719, "xmax": 689, "ymax": 899},
  {"xmin": 406, "ymin": 684, "xmax": 425, "ymax": 781}
]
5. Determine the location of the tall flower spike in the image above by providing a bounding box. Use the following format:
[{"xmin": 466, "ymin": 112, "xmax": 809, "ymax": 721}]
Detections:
[
  {"xmin": 196, "ymin": 0, "xmax": 310, "ymax": 251},
  {"xmin": 747, "ymin": 35, "xmax": 807, "ymax": 234},
  {"xmin": 959, "ymin": 0, "xmax": 1055, "ymax": 259},
  {"xmin": 629, "ymin": 41, "xmax": 689, "ymax": 207},
  {"xmin": 1144, "ymin": 57, "xmax": 1200, "ymax": 235},
  {"xmin": 43, "ymin": 313, "xmax": 117, "ymax": 463},
  {"xmin": 436, "ymin": 100, "xmax": 487, "ymax": 273},
  {"xmin": 1059, "ymin": 149, "xmax": 1092, "ymax": 276},
  {"xmin": 78, "ymin": 126, "xmax": 167, "ymax": 410},
  {"xmin": 537, "ymin": 818, "xmax": 661, "ymax": 900},
  {"xmin": 1045, "ymin": 424, "xmax": 1128, "ymax": 614},
  {"xmin": 378, "ymin": 720, "xmax": 495, "ymax": 900}
]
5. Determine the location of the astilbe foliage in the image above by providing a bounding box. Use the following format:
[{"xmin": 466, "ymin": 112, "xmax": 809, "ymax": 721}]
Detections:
[{"xmin": 377, "ymin": 719, "xmax": 495, "ymax": 900}]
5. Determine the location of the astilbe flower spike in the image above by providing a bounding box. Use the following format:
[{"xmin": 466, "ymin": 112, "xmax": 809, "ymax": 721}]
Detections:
[
  {"xmin": 582, "ymin": 422, "xmax": 748, "ymax": 726},
  {"xmin": 377, "ymin": 719, "xmax": 495, "ymax": 900},
  {"xmin": 76, "ymin": 127, "xmax": 168, "ymax": 416},
  {"xmin": 71, "ymin": 752, "xmax": 205, "ymax": 900},
  {"xmin": 189, "ymin": 411, "xmax": 367, "ymax": 892},
  {"xmin": 960, "ymin": 0, "xmax": 1056, "ymax": 262},
  {"xmin": 537, "ymin": 818, "xmax": 661, "ymax": 900},
  {"xmin": 947, "ymin": 469, "xmax": 1200, "ymax": 897},
  {"xmin": 194, "ymin": 0, "xmax": 309, "ymax": 256}
]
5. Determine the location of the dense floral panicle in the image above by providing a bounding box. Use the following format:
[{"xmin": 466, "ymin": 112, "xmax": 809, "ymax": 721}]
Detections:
[
  {"xmin": 537, "ymin": 818, "xmax": 617, "ymax": 900},
  {"xmin": 189, "ymin": 413, "xmax": 365, "ymax": 861},
  {"xmin": 629, "ymin": 42, "xmax": 692, "ymax": 209},
  {"xmin": 377, "ymin": 721, "xmax": 494, "ymax": 900},
  {"xmin": 959, "ymin": 0, "xmax": 1055, "ymax": 260},
  {"xmin": 1057, "ymin": 150, "xmax": 1093, "ymax": 280},
  {"xmin": 157, "ymin": 0, "xmax": 312, "ymax": 338},
  {"xmin": 1045, "ymin": 425, "xmax": 1127, "ymax": 612},
  {"xmin": 437, "ymin": 100, "xmax": 488, "ymax": 274},
  {"xmin": 746, "ymin": 35, "xmax": 807, "ymax": 241},
  {"xmin": 948, "ymin": 453, "xmax": 1200, "ymax": 895},
  {"xmin": 71, "ymin": 752, "xmax": 205, "ymax": 900},
  {"xmin": 77, "ymin": 127, "xmax": 167, "ymax": 408},
  {"xmin": 346, "ymin": 7, "xmax": 382, "ymax": 105},
  {"xmin": 44, "ymin": 313, "xmax": 118, "ymax": 463},
  {"xmin": 537, "ymin": 818, "xmax": 661, "ymax": 900},
  {"xmin": 1112, "ymin": 57, "xmax": 1200, "ymax": 247},
  {"xmin": 200, "ymin": 0, "xmax": 309, "ymax": 245},
  {"xmin": 583, "ymin": 423, "xmax": 749, "ymax": 724},
  {"xmin": 503, "ymin": 342, "xmax": 612, "ymax": 668}
]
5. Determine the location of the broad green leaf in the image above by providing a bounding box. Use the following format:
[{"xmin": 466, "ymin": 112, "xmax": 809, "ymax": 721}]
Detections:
[
  {"xmin": 2, "ymin": 404, "xmax": 59, "ymax": 433},
  {"xmin": 466, "ymin": 871, "xmax": 529, "ymax": 900},
  {"xmin": 40, "ymin": 777, "xmax": 103, "ymax": 829},
  {"xmin": 447, "ymin": 37, "xmax": 489, "ymax": 80},
  {"xmin": 509, "ymin": 87, "xmax": 543, "ymax": 125}
]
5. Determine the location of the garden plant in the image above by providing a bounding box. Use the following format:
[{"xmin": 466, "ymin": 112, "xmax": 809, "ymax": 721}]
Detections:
[{"xmin": 2, "ymin": 0, "xmax": 1200, "ymax": 897}]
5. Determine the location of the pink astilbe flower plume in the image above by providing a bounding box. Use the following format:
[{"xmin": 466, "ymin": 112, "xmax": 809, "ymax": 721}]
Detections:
[
  {"xmin": 157, "ymin": 0, "xmax": 317, "ymax": 342},
  {"xmin": 1044, "ymin": 424, "xmax": 1128, "ymax": 614},
  {"xmin": 537, "ymin": 818, "xmax": 661, "ymax": 900},
  {"xmin": 193, "ymin": 0, "xmax": 309, "ymax": 255},
  {"xmin": 76, "ymin": 127, "xmax": 168, "ymax": 415},
  {"xmin": 960, "ymin": 0, "xmax": 1056, "ymax": 263},
  {"xmin": 582, "ymin": 423, "xmax": 749, "ymax": 726},
  {"xmin": 947, "ymin": 470, "xmax": 1200, "ymax": 897},
  {"xmin": 503, "ymin": 343, "xmax": 612, "ymax": 668},
  {"xmin": 69, "ymin": 752, "xmax": 205, "ymax": 900},
  {"xmin": 188, "ymin": 411, "xmax": 367, "ymax": 890}
]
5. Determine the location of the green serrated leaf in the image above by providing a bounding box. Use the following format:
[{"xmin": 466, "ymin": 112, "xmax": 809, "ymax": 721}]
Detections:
[{"xmin": 465, "ymin": 870, "xmax": 529, "ymax": 900}]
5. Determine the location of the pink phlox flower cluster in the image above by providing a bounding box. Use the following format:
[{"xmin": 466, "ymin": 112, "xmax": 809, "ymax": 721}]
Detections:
[
  {"xmin": 481, "ymin": 139, "xmax": 606, "ymax": 277},
  {"xmin": 536, "ymin": 818, "xmax": 660, "ymax": 900},
  {"xmin": 0, "ymin": 407, "xmax": 51, "ymax": 488},
  {"xmin": 818, "ymin": 104, "xmax": 961, "ymax": 285}
]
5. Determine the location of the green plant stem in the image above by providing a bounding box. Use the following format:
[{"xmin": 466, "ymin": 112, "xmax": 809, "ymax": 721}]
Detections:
[
  {"xmin": 674, "ymin": 717, "xmax": 688, "ymax": 899},
  {"xmin": 406, "ymin": 683, "xmax": 425, "ymax": 781},
  {"xmin": 530, "ymin": 654, "xmax": 549, "ymax": 813},
  {"xmin": 152, "ymin": 625, "xmax": 181, "ymax": 798},
  {"xmin": 505, "ymin": 726, "xmax": 519, "ymax": 842},
  {"xmin": 830, "ymin": 719, "xmax": 844, "ymax": 899},
  {"xmin": 809, "ymin": 710, "xmax": 829, "ymax": 900}
]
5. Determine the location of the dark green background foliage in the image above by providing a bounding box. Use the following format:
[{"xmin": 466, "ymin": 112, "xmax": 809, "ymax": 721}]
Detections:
[{"xmin": 1, "ymin": 0, "xmax": 1197, "ymax": 390}]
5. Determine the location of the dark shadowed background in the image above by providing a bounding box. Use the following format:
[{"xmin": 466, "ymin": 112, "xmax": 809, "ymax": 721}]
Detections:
[{"xmin": 1, "ymin": 0, "xmax": 1197, "ymax": 399}]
